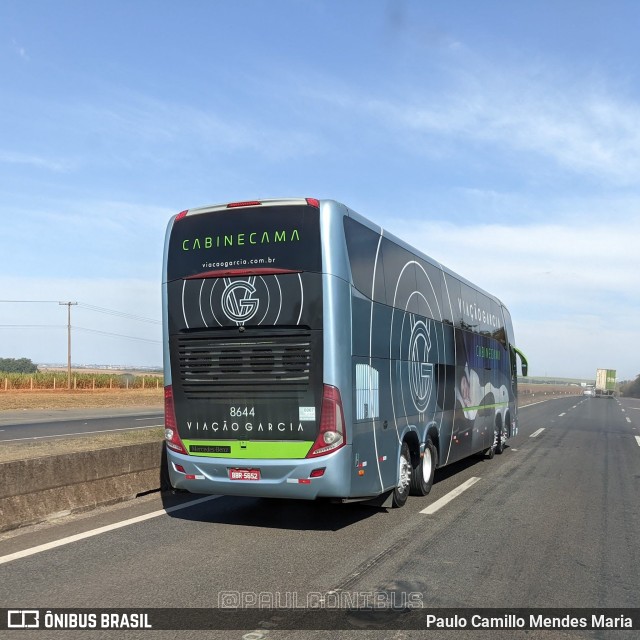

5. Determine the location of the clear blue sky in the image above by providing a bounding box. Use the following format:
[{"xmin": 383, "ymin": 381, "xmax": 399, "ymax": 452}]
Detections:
[{"xmin": 1, "ymin": 0, "xmax": 639, "ymax": 380}]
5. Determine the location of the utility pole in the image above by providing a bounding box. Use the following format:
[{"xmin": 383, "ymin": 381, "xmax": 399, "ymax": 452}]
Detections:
[{"xmin": 59, "ymin": 302, "xmax": 77, "ymax": 389}]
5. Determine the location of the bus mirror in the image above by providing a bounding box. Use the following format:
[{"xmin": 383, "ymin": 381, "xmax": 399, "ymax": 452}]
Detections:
[{"xmin": 513, "ymin": 347, "xmax": 528, "ymax": 378}]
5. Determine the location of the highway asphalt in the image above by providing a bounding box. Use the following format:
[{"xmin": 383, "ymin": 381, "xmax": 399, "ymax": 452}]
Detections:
[
  {"xmin": 0, "ymin": 408, "xmax": 164, "ymax": 441},
  {"xmin": 1, "ymin": 396, "xmax": 638, "ymax": 639}
]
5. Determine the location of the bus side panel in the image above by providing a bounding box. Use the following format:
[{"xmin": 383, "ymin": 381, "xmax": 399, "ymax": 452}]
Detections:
[
  {"xmin": 349, "ymin": 287, "xmax": 455, "ymax": 495},
  {"xmin": 434, "ymin": 331, "xmax": 456, "ymax": 466},
  {"xmin": 321, "ymin": 271, "xmax": 356, "ymax": 496},
  {"xmin": 447, "ymin": 291, "xmax": 513, "ymax": 464},
  {"xmin": 377, "ymin": 237, "xmax": 451, "ymax": 481},
  {"xmin": 344, "ymin": 216, "xmax": 457, "ymax": 492},
  {"xmin": 501, "ymin": 304, "xmax": 519, "ymax": 435},
  {"xmin": 350, "ymin": 356, "xmax": 389, "ymax": 496}
]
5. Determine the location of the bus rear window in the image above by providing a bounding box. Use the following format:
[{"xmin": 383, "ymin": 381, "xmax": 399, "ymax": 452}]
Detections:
[{"xmin": 167, "ymin": 204, "xmax": 321, "ymax": 281}]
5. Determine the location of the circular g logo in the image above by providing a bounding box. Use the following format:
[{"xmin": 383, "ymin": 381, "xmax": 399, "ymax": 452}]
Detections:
[
  {"xmin": 221, "ymin": 278, "xmax": 260, "ymax": 324},
  {"xmin": 408, "ymin": 318, "xmax": 434, "ymax": 414}
]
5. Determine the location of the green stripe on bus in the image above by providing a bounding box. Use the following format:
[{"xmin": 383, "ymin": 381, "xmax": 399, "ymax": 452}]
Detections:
[
  {"xmin": 462, "ymin": 402, "xmax": 510, "ymax": 412},
  {"xmin": 183, "ymin": 439, "xmax": 314, "ymax": 459}
]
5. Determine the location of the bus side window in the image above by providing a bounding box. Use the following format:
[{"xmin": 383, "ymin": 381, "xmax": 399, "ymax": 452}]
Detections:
[
  {"xmin": 443, "ymin": 274, "xmax": 462, "ymax": 328},
  {"xmin": 415, "ymin": 257, "xmax": 444, "ymax": 322},
  {"xmin": 343, "ymin": 216, "xmax": 387, "ymax": 304},
  {"xmin": 380, "ymin": 237, "xmax": 419, "ymax": 314}
]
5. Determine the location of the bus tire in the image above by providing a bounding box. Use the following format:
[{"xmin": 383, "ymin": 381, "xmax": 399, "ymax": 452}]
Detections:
[
  {"xmin": 410, "ymin": 437, "xmax": 437, "ymax": 496},
  {"xmin": 495, "ymin": 420, "xmax": 505, "ymax": 455},
  {"xmin": 392, "ymin": 442, "xmax": 412, "ymax": 508}
]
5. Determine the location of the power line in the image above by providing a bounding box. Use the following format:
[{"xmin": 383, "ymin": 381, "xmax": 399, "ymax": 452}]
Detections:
[
  {"xmin": 77, "ymin": 303, "xmax": 161, "ymax": 325},
  {"xmin": 0, "ymin": 300, "xmax": 161, "ymax": 325},
  {"xmin": 74, "ymin": 326, "xmax": 162, "ymax": 344},
  {"xmin": 0, "ymin": 325, "xmax": 160, "ymax": 344},
  {"xmin": 0, "ymin": 300, "xmax": 162, "ymax": 369},
  {"xmin": 0, "ymin": 325, "xmax": 65, "ymax": 328}
]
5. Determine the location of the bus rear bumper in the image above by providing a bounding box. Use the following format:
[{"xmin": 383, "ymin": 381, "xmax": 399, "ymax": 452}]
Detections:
[{"xmin": 166, "ymin": 446, "xmax": 352, "ymax": 500}]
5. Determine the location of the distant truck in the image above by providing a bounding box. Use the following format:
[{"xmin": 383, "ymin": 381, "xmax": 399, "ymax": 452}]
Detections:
[{"xmin": 594, "ymin": 369, "xmax": 616, "ymax": 397}]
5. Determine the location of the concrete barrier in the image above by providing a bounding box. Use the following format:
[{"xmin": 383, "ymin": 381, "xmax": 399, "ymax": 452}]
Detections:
[{"xmin": 0, "ymin": 441, "xmax": 164, "ymax": 533}]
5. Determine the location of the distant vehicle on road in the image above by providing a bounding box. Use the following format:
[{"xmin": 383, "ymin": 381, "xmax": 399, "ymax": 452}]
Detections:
[
  {"xmin": 583, "ymin": 387, "xmax": 594, "ymax": 397},
  {"xmin": 162, "ymin": 198, "xmax": 528, "ymax": 508},
  {"xmin": 594, "ymin": 368, "xmax": 616, "ymax": 398}
]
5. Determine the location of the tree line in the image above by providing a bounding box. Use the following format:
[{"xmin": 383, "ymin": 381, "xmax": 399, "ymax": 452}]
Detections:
[
  {"xmin": 620, "ymin": 375, "xmax": 640, "ymax": 398},
  {"xmin": 0, "ymin": 357, "xmax": 38, "ymax": 373}
]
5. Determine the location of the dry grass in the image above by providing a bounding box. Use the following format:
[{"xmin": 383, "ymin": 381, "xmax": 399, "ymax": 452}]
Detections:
[
  {"xmin": 518, "ymin": 383, "xmax": 582, "ymax": 407},
  {"xmin": 0, "ymin": 389, "xmax": 163, "ymax": 411}
]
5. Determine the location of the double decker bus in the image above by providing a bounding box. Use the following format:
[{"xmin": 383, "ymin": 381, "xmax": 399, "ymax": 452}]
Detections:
[{"xmin": 162, "ymin": 198, "xmax": 528, "ymax": 508}]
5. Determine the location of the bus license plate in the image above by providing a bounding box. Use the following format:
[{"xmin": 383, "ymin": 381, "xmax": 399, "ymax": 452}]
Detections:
[{"xmin": 229, "ymin": 468, "xmax": 261, "ymax": 481}]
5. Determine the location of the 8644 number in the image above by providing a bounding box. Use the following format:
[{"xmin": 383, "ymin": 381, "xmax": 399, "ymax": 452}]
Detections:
[{"xmin": 229, "ymin": 407, "xmax": 255, "ymax": 417}]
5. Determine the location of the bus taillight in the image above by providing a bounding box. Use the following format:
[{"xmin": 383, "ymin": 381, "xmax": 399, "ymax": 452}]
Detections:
[
  {"xmin": 164, "ymin": 385, "xmax": 188, "ymax": 455},
  {"xmin": 306, "ymin": 385, "xmax": 345, "ymax": 458}
]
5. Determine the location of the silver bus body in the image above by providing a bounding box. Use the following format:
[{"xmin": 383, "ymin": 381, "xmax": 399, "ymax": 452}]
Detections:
[{"xmin": 162, "ymin": 198, "xmax": 526, "ymax": 505}]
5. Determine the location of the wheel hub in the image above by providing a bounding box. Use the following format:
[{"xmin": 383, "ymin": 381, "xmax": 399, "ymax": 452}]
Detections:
[{"xmin": 398, "ymin": 454, "xmax": 411, "ymax": 491}]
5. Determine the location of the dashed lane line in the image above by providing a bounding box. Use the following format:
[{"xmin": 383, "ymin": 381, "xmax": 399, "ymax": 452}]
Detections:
[
  {"xmin": 420, "ymin": 477, "xmax": 480, "ymax": 515},
  {"xmin": 530, "ymin": 428, "xmax": 545, "ymax": 438}
]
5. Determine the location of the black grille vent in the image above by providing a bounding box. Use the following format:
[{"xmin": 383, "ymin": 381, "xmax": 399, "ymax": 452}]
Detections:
[{"xmin": 175, "ymin": 330, "xmax": 312, "ymax": 398}]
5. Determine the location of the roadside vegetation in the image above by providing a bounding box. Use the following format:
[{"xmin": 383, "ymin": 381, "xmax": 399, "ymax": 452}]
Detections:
[
  {"xmin": 0, "ymin": 362, "xmax": 163, "ymax": 411},
  {"xmin": 1, "ymin": 371, "xmax": 162, "ymax": 390},
  {"xmin": 0, "ymin": 357, "xmax": 38, "ymax": 373},
  {"xmin": 0, "ymin": 388, "xmax": 162, "ymax": 411},
  {"xmin": 620, "ymin": 375, "xmax": 640, "ymax": 398}
]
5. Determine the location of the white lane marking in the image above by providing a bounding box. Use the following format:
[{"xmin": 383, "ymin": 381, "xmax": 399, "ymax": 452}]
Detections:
[
  {"xmin": 627, "ymin": 417, "xmax": 632, "ymax": 423},
  {"xmin": 1, "ymin": 425, "xmax": 164, "ymax": 442},
  {"xmin": 530, "ymin": 428, "xmax": 545, "ymax": 438},
  {"xmin": 0, "ymin": 495, "xmax": 221, "ymax": 566},
  {"xmin": 558, "ymin": 412, "xmax": 566, "ymax": 417},
  {"xmin": 135, "ymin": 416, "xmax": 163, "ymax": 421},
  {"xmin": 420, "ymin": 477, "xmax": 480, "ymax": 515},
  {"xmin": 636, "ymin": 436, "xmax": 640, "ymax": 447}
]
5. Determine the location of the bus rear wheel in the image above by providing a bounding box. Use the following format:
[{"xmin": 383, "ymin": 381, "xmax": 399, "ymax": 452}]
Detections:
[
  {"xmin": 410, "ymin": 437, "xmax": 437, "ymax": 496},
  {"xmin": 495, "ymin": 421, "xmax": 506, "ymax": 455},
  {"xmin": 392, "ymin": 442, "xmax": 412, "ymax": 508},
  {"xmin": 482, "ymin": 444, "xmax": 495, "ymax": 459}
]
